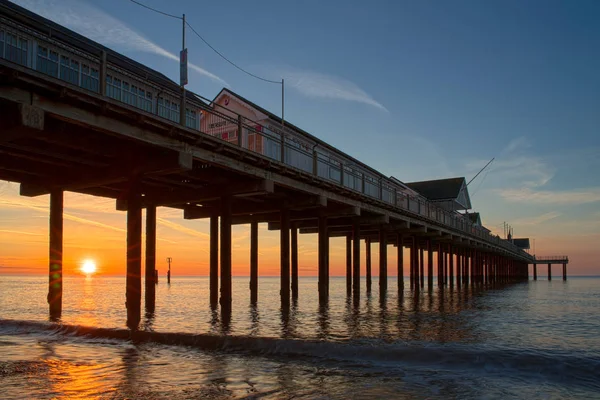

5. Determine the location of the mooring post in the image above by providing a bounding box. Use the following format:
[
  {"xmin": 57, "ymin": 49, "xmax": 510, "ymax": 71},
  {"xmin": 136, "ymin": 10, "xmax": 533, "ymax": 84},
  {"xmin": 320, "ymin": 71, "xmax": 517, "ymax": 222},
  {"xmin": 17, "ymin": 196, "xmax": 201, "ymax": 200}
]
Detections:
[
  {"xmin": 250, "ymin": 219, "xmax": 258, "ymax": 304},
  {"xmin": 281, "ymin": 208, "xmax": 291, "ymax": 306},
  {"xmin": 145, "ymin": 205, "xmax": 157, "ymax": 313},
  {"xmin": 427, "ymin": 239, "xmax": 433, "ymax": 290},
  {"xmin": 210, "ymin": 214, "xmax": 219, "ymax": 306},
  {"xmin": 126, "ymin": 188, "xmax": 142, "ymax": 330},
  {"xmin": 365, "ymin": 237, "xmax": 372, "ymax": 293},
  {"xmin": 220, "ymin": 196, "xmax": 232, "ymax": 311},
  {"xmin": 563, "ymin": 263, "xmax": 567, "ymax": 281},
  {"xmin": 548, "ymin": 263, "xmax": 552, "ymax": 281},
  {"xmin": 346, "ymin": 234, "xmax": 352, "ymax": 295},
  {"xmin": 352, "ymin": 218, "xmax": 361, "ymax": 296},
  {"xmin": 291, "ymin": 222, "xmax": 299, "ymax": 299},
  {"xmin": 48, "ymin": 190, "xmax": 63, "ymax": 320},
  {"xmin": 397, "ymin": 233, "xmax": 404, "ymax": 291},
  {"xmin": 379, "ymin": 226, "xmax": 388, "ymax": 295}
]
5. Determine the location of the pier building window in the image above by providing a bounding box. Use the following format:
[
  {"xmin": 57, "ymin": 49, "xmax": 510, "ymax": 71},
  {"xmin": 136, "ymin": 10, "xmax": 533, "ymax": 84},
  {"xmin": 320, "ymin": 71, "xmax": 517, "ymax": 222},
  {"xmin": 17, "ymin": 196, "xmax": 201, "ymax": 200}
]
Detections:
[
  {"xmin": 137, "ymin": 88, "xmax": 152, "ymax": 112},
  {"xmin": 37, "ymin": 46, "xmax": 58, "ymax": 77},
  {"xmin": 81, "ymin": 64, "xmax": 99, "ymax": 92},
  {"xmin": 170, "ymin": 101, "xmax": 179, "ymax": 122},
  {"xmin": 0, "ymin": 30, "xmax": 4, "ymax": 59},
  {"xmin": 6, "ymin": 33, "xmax": 28, "ymax": 66},
  {"xmin": 60, "ymin": 55, "xmax": 80, "ymax": 85},
  {"xmin": 106, "ymin": 75, "xmax": 122, "ymax": 101},
  {"xmin": 186, "ymin": 108, "xmax": 198, "ymax": 130}
]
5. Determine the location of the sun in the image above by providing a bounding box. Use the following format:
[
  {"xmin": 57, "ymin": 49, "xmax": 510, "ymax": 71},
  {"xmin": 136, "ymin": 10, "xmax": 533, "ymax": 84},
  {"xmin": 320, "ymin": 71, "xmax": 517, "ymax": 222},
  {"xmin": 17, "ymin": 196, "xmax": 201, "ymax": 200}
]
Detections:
[{"xmin": 81, "ymin": 259, "xmax": 97, "ymax": 275}]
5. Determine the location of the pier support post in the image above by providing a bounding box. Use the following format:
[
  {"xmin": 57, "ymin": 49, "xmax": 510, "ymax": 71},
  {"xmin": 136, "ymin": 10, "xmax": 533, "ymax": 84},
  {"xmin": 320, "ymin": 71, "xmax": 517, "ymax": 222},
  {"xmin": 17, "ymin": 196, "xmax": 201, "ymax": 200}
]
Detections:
[
  {"xmin": 533, "ymin": 263, "xmax": 537, "ymax": 280},
  {"xmin": 318, "ymin": 214, "xmax": 328, "ymax": 303},
  {"xmin": 449, "ymin": 246, "xmax": 454, "ymax": 287},
  {"xmin": 291, "ymin": 223, "xmax": 299, "ymax": 299},
  {"xmin": 145, "ymin": 205, "xmax": 156, "ymax": 313},
  {"xmin": 210, "ymin": 214, "xmax": 219, "ymax": 307},
  {"xmin": 427, "ymin": 239, "xmax": 433, "ymax": 290},
  {"xmin": 346, "ymin": 235, "xmax": 352, "ymax": 295},
  {"xmin": 437, "ymin": 243, "xmax": 443, "ymax": 288},
  {"xmin": 409, "ymin": 238, "xmax": 415, "ymax": 289},
  {"xmin": 220, "ymin": 196, "xmax": 233, "ymax": 311},
  {"xmin": 419, "ymin": 246, "xmax": 425, "ymax": 289},
  {"xmin": 563, "ymin": 263, "xmax": 567, "ymax": 281},
  {"xmin": 48, "ymin": 190, "xmax": 63, "ymax": 320},
  {"xmin": 126, "ymin": 189, "xmax": 142, "ymax": 330},
  {"xmin": 352, "ymin": 219, "xmax": 361, "ymax": 296},
  {"xmin": 397, "ymin": 234, "xmax": 404, "ymax": 291},
  {"xmin": 250, "ymin": 219, "xmax": 258, "ymax": 304},
  {"xmin": 366, "ymin": 238, "xmax": 372, "ymax": 293},
  {"xmin": 379, "ymin": 226, "xmax": 388, "ymax": 295},
  {"xmin": 548, "ymin": 263, "xmax": 552, "ymax": 281},
  {"xmin": 281, "ymin": 208, "xmax": 291, "ymax": 305}
]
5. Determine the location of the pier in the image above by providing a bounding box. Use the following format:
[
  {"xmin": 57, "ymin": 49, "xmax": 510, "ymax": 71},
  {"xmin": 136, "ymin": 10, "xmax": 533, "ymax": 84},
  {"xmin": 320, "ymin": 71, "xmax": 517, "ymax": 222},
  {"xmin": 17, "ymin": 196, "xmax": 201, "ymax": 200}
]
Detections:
[
  {"xmin": 0, "ymin": 1, "xmax": 554, "ymax": 329},
  {"xmin": 532, "ymin": 256, "xmax": 569, "ymax": 281}
]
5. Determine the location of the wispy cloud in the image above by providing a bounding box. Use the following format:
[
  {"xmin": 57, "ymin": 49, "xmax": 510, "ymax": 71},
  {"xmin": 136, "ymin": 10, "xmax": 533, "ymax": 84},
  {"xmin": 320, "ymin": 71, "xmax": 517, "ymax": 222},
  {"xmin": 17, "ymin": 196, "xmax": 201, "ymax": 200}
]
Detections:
[
  {"xmin": 272, "ymin": 68, "xmax": 387, "ymax": 111},
  {"xmin": 497, "ymin": 187, "xmax": 600, "ymax": 205},
  {"xmin": 503, "ymin": 136, "xmax": 531, "ymax": 154},
  {"xmin": 0, "ymin": 229, "xmax": 43, "ymax": 236},
  {"xmin": 517, "ymin": 211, "xmax": 561, "ymax": 225},
  {"xmin": 12, "ymin": 0, "xmax": 227, "ymax": 85},
  {"xmin": 157, "ymin": 218, "xmax": 209, "ymax": 240}
]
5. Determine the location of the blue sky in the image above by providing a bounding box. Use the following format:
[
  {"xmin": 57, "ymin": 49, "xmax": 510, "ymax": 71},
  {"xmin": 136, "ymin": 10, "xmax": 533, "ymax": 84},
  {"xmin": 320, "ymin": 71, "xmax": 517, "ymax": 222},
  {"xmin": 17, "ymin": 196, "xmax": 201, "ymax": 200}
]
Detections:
[{"xmin": 5, "ymin": 0, "xmax": 600, "ymax": 271}]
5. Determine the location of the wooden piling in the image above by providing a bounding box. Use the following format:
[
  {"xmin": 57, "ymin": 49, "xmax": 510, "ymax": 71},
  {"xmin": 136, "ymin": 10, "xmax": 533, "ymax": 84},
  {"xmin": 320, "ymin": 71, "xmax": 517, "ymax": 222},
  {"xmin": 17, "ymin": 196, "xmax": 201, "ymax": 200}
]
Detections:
[
  {"xmin": 210, "ymin": 214, "xmax": 219, "ymax": 306},
  {"xmin": 397, "ymin": 233, "xmax": 404, "ymax": 291},
  {"xmin": 437, "ymin": 243, "xmax": 443, "ymax": 287},
  {"xmin": 220, "ymin": 197, "xmax": 232, "ymax": 311},
  {"xmin": 548, "ymin": 263, "xmax": 552, "ymax": 281},
  {"xmin": 563, "ymin": 263, "xmax": 567, "ymax": 281},
  {"xmin": 346, "ymin": 234, "xmax": 352, "ymax": 295},
  {"xmin": 419, "ymin": 246, "xmax": 424, "ymax": 289},
  {"xmin": 449, "ymin": 246, "xmax": 454, "ymax": 287},
  {"xmin": 126, "ymin": 190, "xmax": 142, "ymax": 330},
  {"xmin": 427, "ymin": 239, "xmax": 433, "ymax": 290},
  {"xmin": 291, "ymin": 223, "xmax": 299, "ymax": 299},
  {"xmin": 48, "ymin": 190, "xmax": 63, "ymax": 320},
  {"xmin": 317, "ymin": 214, "xmax": 328, "ymax": 302},
  {"xmin": 281, "ymin": 208, "xmax": 291, "ymax": 305},
  {"xmin": 366, "ymin": 237, "xmax": 372, "ymax": 293},
  {"xmin": 145, "ymin": 205, "xmax": 156, "ymax": 313},
  {"xmin": 352, "ymin": 219, "xmax": 361, "ymax": 296},
  {"xmin": 250, "ymin": 219, "xmax": 258, "ymax": 303},
  {"xmin": 379, "ymin": 226, "xmax": 387, "ymax": 294},
  {"xmin": 409, "ymin": 238, "xmax": 415, "ymax": 289}
]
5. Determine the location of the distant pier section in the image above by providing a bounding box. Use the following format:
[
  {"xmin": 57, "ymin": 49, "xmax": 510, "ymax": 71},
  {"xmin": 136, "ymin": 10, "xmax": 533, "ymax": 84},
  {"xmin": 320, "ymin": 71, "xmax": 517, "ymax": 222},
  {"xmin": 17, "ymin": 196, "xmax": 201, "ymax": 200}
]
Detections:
[{"xmin": 532, "ymin": 256, "xmax": 569, "ymax": 281}]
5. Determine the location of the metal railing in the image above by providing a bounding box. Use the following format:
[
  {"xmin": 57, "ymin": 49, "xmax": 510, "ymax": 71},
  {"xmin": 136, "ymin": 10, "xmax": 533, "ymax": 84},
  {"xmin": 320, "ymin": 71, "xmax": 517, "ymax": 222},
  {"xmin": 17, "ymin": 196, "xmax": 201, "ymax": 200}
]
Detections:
[
  {"xmin": 0, "ymin": 12, "xmax": 532, "ymax": 259},
  {"xmin": 535, "ymin": 256, "xmax": 569, "ymax": 262}
]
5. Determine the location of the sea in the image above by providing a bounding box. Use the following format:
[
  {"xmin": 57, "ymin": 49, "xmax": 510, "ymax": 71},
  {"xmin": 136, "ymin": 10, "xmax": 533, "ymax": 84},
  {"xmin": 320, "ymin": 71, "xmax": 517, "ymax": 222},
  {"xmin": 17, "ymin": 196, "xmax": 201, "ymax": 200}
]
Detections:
[{"xmin": 1, "ymin": 275, "xmax": 599, "ymax": 399}]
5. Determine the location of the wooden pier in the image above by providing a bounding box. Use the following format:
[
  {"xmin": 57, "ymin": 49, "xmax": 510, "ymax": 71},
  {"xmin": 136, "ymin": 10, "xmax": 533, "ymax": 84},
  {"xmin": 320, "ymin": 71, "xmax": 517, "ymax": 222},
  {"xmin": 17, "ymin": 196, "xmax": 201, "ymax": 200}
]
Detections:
[
  {"xmin": 532, "ymin": 256, "xmax": 569, "ymax": 281},
  {"xmin": 0, "ymin": 1, "xmax": 549, "ymax": 329}
]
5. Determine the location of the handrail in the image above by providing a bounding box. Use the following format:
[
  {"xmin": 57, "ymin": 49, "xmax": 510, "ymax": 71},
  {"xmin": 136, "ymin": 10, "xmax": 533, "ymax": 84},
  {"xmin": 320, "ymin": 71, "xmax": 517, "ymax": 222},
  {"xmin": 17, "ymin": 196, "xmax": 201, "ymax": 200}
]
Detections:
[{"xmin": 0, "ymin": 13, "xmax": 533, "ymax": 259}]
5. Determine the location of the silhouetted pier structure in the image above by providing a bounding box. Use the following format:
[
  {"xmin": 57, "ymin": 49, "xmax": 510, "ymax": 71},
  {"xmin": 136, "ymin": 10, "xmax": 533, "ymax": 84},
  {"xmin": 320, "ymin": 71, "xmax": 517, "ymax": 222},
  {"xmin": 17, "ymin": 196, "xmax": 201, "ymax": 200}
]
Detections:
[
  {"xmin": 0, "ymin": 1, "xmax": 548, "ymax": 329},
  {"xmin": 532, "ymin": 256, "xmax": 569, "ymax": 281}
]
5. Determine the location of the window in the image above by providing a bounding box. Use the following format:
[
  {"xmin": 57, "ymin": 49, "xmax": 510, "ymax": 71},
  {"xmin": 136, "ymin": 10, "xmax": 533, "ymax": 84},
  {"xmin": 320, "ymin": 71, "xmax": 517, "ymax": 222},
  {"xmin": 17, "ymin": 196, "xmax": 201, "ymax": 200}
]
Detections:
[
  {"xmin": 37, "ymin": 46, "xmax": 58, "ymax": 77},
  {"xmin": 186, "ymin": 108, "xmax": 198, "ymax": 129},
  {"xmin": 0, "ymin": 30, "xmax": 4, "ymax": 59},
  {"xmin": 81, "ymin": 64, "xmax": 99, "ymax": 92},
  {"xmin": 143, "ymin": 91, "xmax": 152, "ymax": 113},
  {"xmin": 170, "ymin": 101, "xmax": 179, "ymax": 122},
  {"xmin": 60, "ymin": 55, "xmax": 79, "ymax": 85},
  {"xmin": 106, "ymin": 75, "xmax": 122, "ymax": 101},
  {"xmin": 6, "ymin": 33, "xmax": 27, "ymax": 66}
]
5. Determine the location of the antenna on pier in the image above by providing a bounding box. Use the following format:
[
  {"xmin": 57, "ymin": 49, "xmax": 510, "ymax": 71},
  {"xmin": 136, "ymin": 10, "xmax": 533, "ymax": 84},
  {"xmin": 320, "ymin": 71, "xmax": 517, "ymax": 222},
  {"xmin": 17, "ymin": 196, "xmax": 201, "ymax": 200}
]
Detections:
[{"xmin": 467, "ymin": 157, "xmax": 495, "ymax": 186}]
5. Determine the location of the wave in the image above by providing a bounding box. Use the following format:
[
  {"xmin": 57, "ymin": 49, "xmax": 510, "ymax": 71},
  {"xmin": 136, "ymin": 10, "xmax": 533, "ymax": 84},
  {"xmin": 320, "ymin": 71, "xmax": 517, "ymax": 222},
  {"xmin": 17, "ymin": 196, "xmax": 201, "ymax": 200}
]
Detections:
[{"xmin": 1, "ymin": 319, "xmax": 599, "ymax": 390}]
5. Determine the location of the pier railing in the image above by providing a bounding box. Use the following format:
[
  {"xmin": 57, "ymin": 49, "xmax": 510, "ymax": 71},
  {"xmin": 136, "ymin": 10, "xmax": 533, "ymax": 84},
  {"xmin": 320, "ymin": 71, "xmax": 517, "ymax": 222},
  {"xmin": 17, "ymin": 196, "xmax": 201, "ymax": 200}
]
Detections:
[
  {"xmin": 534, "ymin": 256, "xmax": 569, "ymax": 262},
  {"xmin": 0, "ymin": 11, "xmax": 531, "ymax": 259}
]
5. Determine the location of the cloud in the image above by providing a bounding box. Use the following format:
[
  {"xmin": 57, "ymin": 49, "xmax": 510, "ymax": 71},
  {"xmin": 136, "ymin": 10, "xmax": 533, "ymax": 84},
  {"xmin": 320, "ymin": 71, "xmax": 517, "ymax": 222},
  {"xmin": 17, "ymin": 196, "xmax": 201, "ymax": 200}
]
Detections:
[
  {"xmin": 272, "ymin": 68, "xmax": 386, "ymax": 111},
  {"xmin": 503, "ymin": 137, "xmax": 530, "ymax": 154},
  {"xmin": 497, "ymin": 187, "xmax": 600, "ymax": 205},
  {"xmin": 157, "ymin": 218, "xmax": 210, "ymax": 240},
  {"xmin": 11, "ymin": 0, "xmax": 227, "ymax": 85},
  {"xmin": 517, "ymin": 211, "xmax": 561, "ymax": 226},
  {"xmin": 0, "ymin": 229, "xmax": 44, "ymax": 236}
]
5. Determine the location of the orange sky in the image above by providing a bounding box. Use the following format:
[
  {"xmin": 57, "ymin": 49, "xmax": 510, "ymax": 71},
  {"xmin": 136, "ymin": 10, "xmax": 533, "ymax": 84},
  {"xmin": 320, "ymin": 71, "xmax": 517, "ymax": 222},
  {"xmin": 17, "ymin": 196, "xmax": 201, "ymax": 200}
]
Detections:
[{"xmin": 0, "ymin": 182, "xmax": 598, "ymax": 277}]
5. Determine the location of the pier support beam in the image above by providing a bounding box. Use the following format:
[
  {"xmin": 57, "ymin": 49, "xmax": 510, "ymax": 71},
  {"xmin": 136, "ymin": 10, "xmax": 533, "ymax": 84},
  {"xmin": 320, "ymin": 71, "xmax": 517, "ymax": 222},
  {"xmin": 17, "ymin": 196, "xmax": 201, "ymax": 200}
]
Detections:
[
  {"xmin": 397, "ymin": 234, "xmax": 404, "ymax": 291},
  {"xmin": 346, "ymin": 235, "xmax": 352, "ymax": 295},
  {"xmin": 419, "ymin": 246, "xmax": 425, "ymax": 289},
  {"xmin": 48, "ymin": 190, "xmax": 63, "ymax": 320},
  {"xmin": 427, "ymin": 239, "xmax": 433, "ymax": 290},
  {"xmin": 563, "ymin": 263, "xmax": 567, "ymax": 281},
  {"xmin": 366, "ymin": 238, "xmax": 372, "ymax": 293},
  {"xmin": 281, "ymin": 208, "xmax": 291, "ymax": 305},
  {"xmin": 379, "ymin": 226, "xmax": 388, "ymax": 295},
  {"xmin": 220, "ymin": 197, "xmax": 233, "ymax": 311},
  {"xmin": 548, "ymin": 263, "xmax": 552, "ymax": 281},
  {"xmin": 449, "ymin": 246, "xmax": 454, "ymax": 287},
  {"xmin": 145, "ymin": 205, "xmax": 156, "ymax": 314},
  {"xmin": 210, "ymin": 214, "xmax": 219, "ymax": 307},
  {"xmin": 533, "ymin": 263, "xmax": 537, "ymax": 280},
  {"xmin": 291, "ymin": 223, "xmax": 299, "ymax": 299},
  {"xmin": 437, "ymin": 244, "xmax": 443, "ymax": 288},
  {"xmin": 126, "ymin": 189, "xmax": 142, "ymax": 330},
  {"xmin": 250, "ymin": 220, "xmax": 258, "ymax": 304},
  {"xmin": 409, "ymin": 238, "xmax": 415, "ymax": 289},
  {"xmin": 317, "ymin": 214, "xmax": 328, "ymax": 303},
  {"xmin": 352, "ymin": 219, "xmax": 361, "ymax": 296}
]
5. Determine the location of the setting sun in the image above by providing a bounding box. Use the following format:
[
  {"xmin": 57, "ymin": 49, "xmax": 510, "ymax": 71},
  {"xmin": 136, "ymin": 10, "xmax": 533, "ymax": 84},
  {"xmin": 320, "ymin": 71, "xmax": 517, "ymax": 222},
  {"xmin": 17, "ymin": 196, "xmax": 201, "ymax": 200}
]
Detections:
[{"xmin": 81, "ymin": 259, "xmax": 97, "ymax": 275}]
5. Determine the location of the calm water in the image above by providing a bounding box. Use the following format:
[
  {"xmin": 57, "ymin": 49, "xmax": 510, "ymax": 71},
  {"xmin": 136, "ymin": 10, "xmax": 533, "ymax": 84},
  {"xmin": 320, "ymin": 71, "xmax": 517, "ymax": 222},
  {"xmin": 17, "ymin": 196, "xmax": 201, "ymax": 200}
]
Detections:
[{"xmin": 1, "ymin": 275, "xmax": 599, "ymax": 399}]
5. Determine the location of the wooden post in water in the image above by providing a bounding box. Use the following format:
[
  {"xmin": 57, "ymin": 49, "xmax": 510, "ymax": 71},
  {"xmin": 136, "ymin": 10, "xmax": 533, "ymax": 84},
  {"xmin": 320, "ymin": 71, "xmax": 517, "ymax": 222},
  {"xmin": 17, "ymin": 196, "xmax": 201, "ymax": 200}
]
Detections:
[
  {"xmin": 427, "ymin": 239, "xmax": 433, "ymax": 290},
  {"xmin": 365, "ymin": 238, "xmax": 372, "ymax": 293},
  {"xmin": 548, "ymin": 263, "xmax": 552, "ymax": 281},
  {"xmin": 419, "ymin": 246, "xmax": 425, "ymax": 289},
  {"xmin": 437, "ymin": 243, "xmax": 443, "ymax": 288},
  {"xmin": 250, "ymin": 219, "xmax": 258, "ymax": 304},
  {"xmin": 563, "ymin": 263, "xmax": 567, "ymax": 281},
  {"xmin": 379, "ymin": 226, "xmax": 388, "ymax": 295},
  {"xmin": 210, "ymin": 214, "xmax": 219, "ymax": 306},
  {"xmin": 449, "ymin": 246, "xmax": 454, "ymax": 287},
  {"xmin": 281, "ymin": 208, "xmax": 291, "ymax": 305},
  {"xmin": 397, "ymin": 233, "xmax": 404, "ymax": 291},
  {"xmin": 48, "ymin": 190, "xmax": 63, "ymax": 320},
  {"xmin": 291, "ymin": 222, "xmax": 299, "ymax": 299},
  {"xmin": 346, "ymin": 234, "xmax": 352, "ymax": 295},
  {"xmin": 409, "ymin": 238, "xmax": 415, "ymax": 289},
  {"xmin": 352, "ymin": 219, "xmax": 361, "ymax": 296},
  {"xmin": 126, "ymin": 189, "xmax": 142, "ymax": 330},
  {"xmin": 220, "ymin": 196, "xmax": 232, "ymax": 311},
  {"xmin": 145, "ymin": 205, "xmax": 156, "ymax": 313}
]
